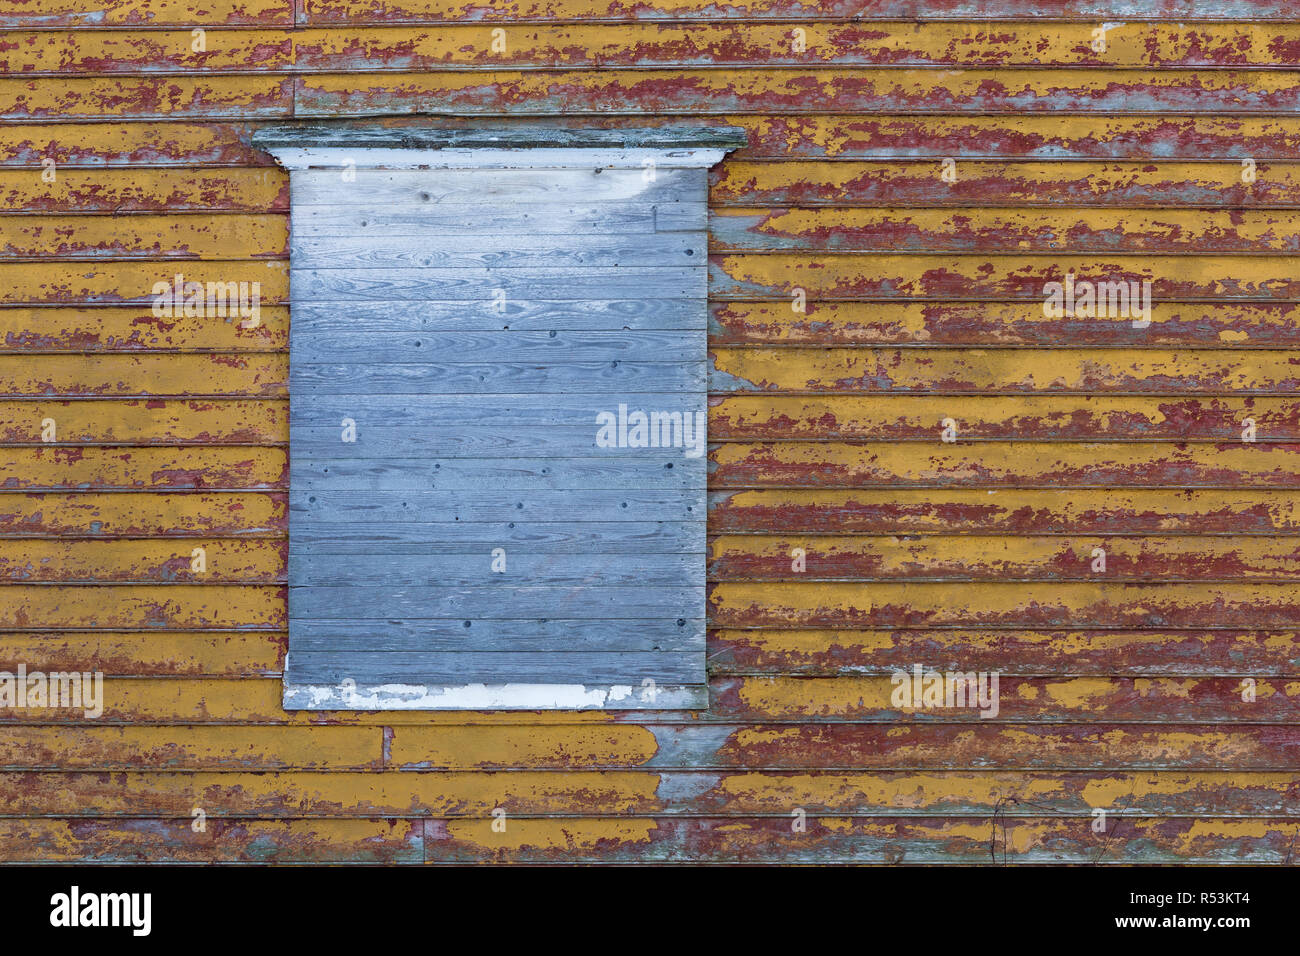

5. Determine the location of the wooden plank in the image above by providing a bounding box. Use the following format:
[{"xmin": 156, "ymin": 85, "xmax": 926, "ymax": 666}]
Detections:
[
  {"xmin": 293, "ymin": 618, "xmax": 700, "ymax": 653},
  {"xmin": 286, "ymin": 681, "xmax": 710, "ymax": 711},
  {"xmin": 291, "ymin": 201, "xmax": 664, "ymax": 236},
  {"xmin": 0, "ymin": 30, "xmax": 295, "ymax": 74},
  {"xmin": 708, "ymin": 581, "xmax": 1300, "ymax": 629},
  {"xmin": 291, "ymin": 232, "xmax": 703, "ymax": 268},
  {"xmin": 290, "ymin": 266, "xmax": 703, "ymax": 301},
  {"xmin": 0, "ymin": 399, "xmax": 286, "ymax": 443},
  {"xmin": 292, "ymin": 392, "xmax": 708, "ymax": 424},
  {"xmin": 288, "ymin": 650, "xmax": 704, "ymax": 684},
  {"xmin": 27, "ymin": 23, "xmax": 1300, "ymax": 74},
  {"xmin": 726, "ymin": 115, "xmax": 1300, "ymax": 160},
  {"xmin": 0, "ymin": 447, "xmax": 285, "ymax": 489},
  {"xmin": 708, "ymin": 488, "xmax": 1300, "ymax": 534},
  {"xmin": 295, "ymin": 69, "xmax": 1300, "ymax": 117},
  {"xmin": 292, "ymin": 426, "xmax": 686, "ymax": 456},
  {"xmin": 289, "ymin": 298, "xmax": 704, "ymax": 333},
  {"xmin": 709, "ymin": 396, "xmax": 1300, "ymax": 440},
  {"xmin": 290, "ymin": 166, "xmax": 698, "ymax": 204},
  {"xmin": 0, "ymin": 213, "xmax": 287, "ymax": 259},
  {"xmin": 292, "ymin": 456, "xmax": 701, "ymax": 491},
  {"xmin": 0, "ymin": 76, "xmax": 293, "ymax": 121},
  {"xmin": 0, "ymin": 818, "xmax": 422, "ymax": 864},
  {"xmin": 3, "ymin": 812, "xmax": 1272, "ymax": 863},
  {"xmin": 710, "ymin": 161, "xmax": 1300, "ymax": 209},
  {"xmin": 289, "ymin": 23, "xmax": 1300, "ymax": 70},
  {"xmin": 292, "ymin": 427, "xmax": 701, "ymax": 458},
  {"xmin": 710, "ymin": 253, "xmax": 1300, "ymax": 300},
  {"xmin": 708, "ymin": 628, "xmax": 1300, "ymax": 676},
  {"xmin": 0, "ymin": 770, "xmax": 662, "ymax": 817},
  {"xmin": 0, "ymin": 726, "xmax": 381, "ymax": 770},
  {"xmin": 706, "ymin": 675, "xmax": 1300, "ymax": 723},
  {"xmin": 710, "ymin": 206, "xmax": 1300, "ymax": 254},
  {"xmin": 0, "ymin": 122, "xmax": 271, "ymax": 166},
  {"xmin": 0, "ymin": 728, "xmax": 379, "ymax": 775},
  {"xmin": 0, "ymin": 307, "xmax": 287, "ymax": 352},
  {"xmin": 709, "ymin": 441, "xmax": 1300, "ymax": 488},
  {"xmin": 0, "ymin": 631, "xmax": 284, "ymax": 674},
  {"xmin": 0, "ymin": 585, "xmax": 284, "ymax": 629},
  {"xmin": 0, "ymin": 261, "xmax": 288, "ymax": 304},
  {"xmin": 0, "ymin": 540, "xmax": 284, "ymax": 582},
  {"xmin": 292, "ymin": 489, "xmax": 704, "ymax": 522},
  {"xmin": 0, "ymin": 354, "xmax": 287, "ymax": 396},
  {"xmin": 711, "ymin": 348, "xmax": 1300, "ymax": 394},
  {"xmin": 291, "ymin": 584, "xmax": 700, "ymax": 619},
  {"xmin": 289, "ymin": 520, "xmax": 704, "ymax": 553},
  {"xmin": 708, "ymin": 535, "xmax": 1300, "ymax": 582},
  {"xmin": 290, "ymin": 329, "xmax": 704, "ymax": 363},
  {"xmin": 293, "ymin": 551, "xmax": 698, "ymax": 586},
  {"xmin": 293, "ymin": 360, "xmax": 703, "ymax": 394},
  {"xmin": 0, "ymin": 168, "xmax": 287, "ymax": 213},
  {"xmin": 709, "ymin": 301, "xmax": 1300, "ymax": 347},
  {"xmin": 412, "ymin": 816, "xmax": 1300, "ymax": 864},
  {"xmin": 0, "ymin": 492, "xmax": 284, "ymax": 535}
]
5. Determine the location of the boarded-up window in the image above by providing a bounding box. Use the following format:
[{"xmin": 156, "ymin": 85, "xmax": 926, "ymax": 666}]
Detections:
[{"xmin": 254, "ymin": 124, "xmax": 744, "ymax": 710}]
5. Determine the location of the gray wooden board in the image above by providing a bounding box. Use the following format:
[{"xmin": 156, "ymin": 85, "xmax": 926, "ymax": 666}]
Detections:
[
  {"xmin": 289, "ymin": 585, "xmax": 701, "ymax": 619},
  {"xmin": 291, "ymin": 489, "xmax": 704, "ymax": 523},
  {"xmin": 289, "ymin": 167, "xmax": 698, "ymax": 204},
  {"xmin": 289, "ymin": 330, "xmax": 705, "ymax": 363},
  {"xmin": 287, "ymin": 299, "xmax": 707, "ymax": 332},
  {"xmin": 288, "ymin": 521, "xmax": 706, "ymax": 554},
  {"xmin": 290, "ymin": 551, "xmax": 701, "ymax": 586},
  {"xmin": 289, "ymin": 266, "xmax": 705, "ymax": 301},
  {"xmin": 290, "ymin": 457, "xmax": 702, "ymax": 491},
  {"xmin": 289, "ymin": 362, "xmax": 706, "ymax": 393},
  {"xmin": 290, "ymin": 393, "xmax": 708, "ymax": 424},
  {"xmin": 291, "ymin": 203, "xmax": 670, "ymax": 236},
  {"xmin": 292, "ymin": 429, "xmax": 708, "ymax": 457},
  {"xmin": 289, "ymin": 618, "xmax": 703, "ymax": 653},
  {"xmin": 285, "ymin": 152, "xmax": 714, "ymax": 709},
  {"xmin": 290, "ymin": 233, "xmax": 704, "ymax": 269}
]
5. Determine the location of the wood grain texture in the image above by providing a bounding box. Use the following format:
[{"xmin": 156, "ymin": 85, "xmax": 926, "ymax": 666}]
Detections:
[{"xmin": 1, "ymin": 5, "xmax": 1297, "ymax": 862}]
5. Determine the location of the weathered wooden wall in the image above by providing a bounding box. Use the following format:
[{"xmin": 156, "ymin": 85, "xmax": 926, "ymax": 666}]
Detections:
[{"xmin": 1, "ymin": 0, "xmax": 1298, "ymax": 862}]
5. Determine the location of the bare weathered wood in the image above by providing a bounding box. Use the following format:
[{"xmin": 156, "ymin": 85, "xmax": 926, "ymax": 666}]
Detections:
[
  {"xmin": 283, "ymin": 137, "xmax": 719, "ymax": 709},
  {"xmin": 290, "ymin": 233, "xmax": 703, "ymax": 268}
]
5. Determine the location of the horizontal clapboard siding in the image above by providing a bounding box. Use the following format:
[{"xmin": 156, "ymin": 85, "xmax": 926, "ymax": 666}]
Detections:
[
  {"xmin": 1, "ymin": 4, "xmax": 1297, "ymax": 863},
  {"xmin": 279, "ymin": 157, "xmax": 718, "ymax": 710}
]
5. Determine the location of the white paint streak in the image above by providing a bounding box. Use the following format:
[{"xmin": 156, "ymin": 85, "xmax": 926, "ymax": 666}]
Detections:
[{"xmin": 284, "ymin": 682, "xmax": 705, "ymax": 710}]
